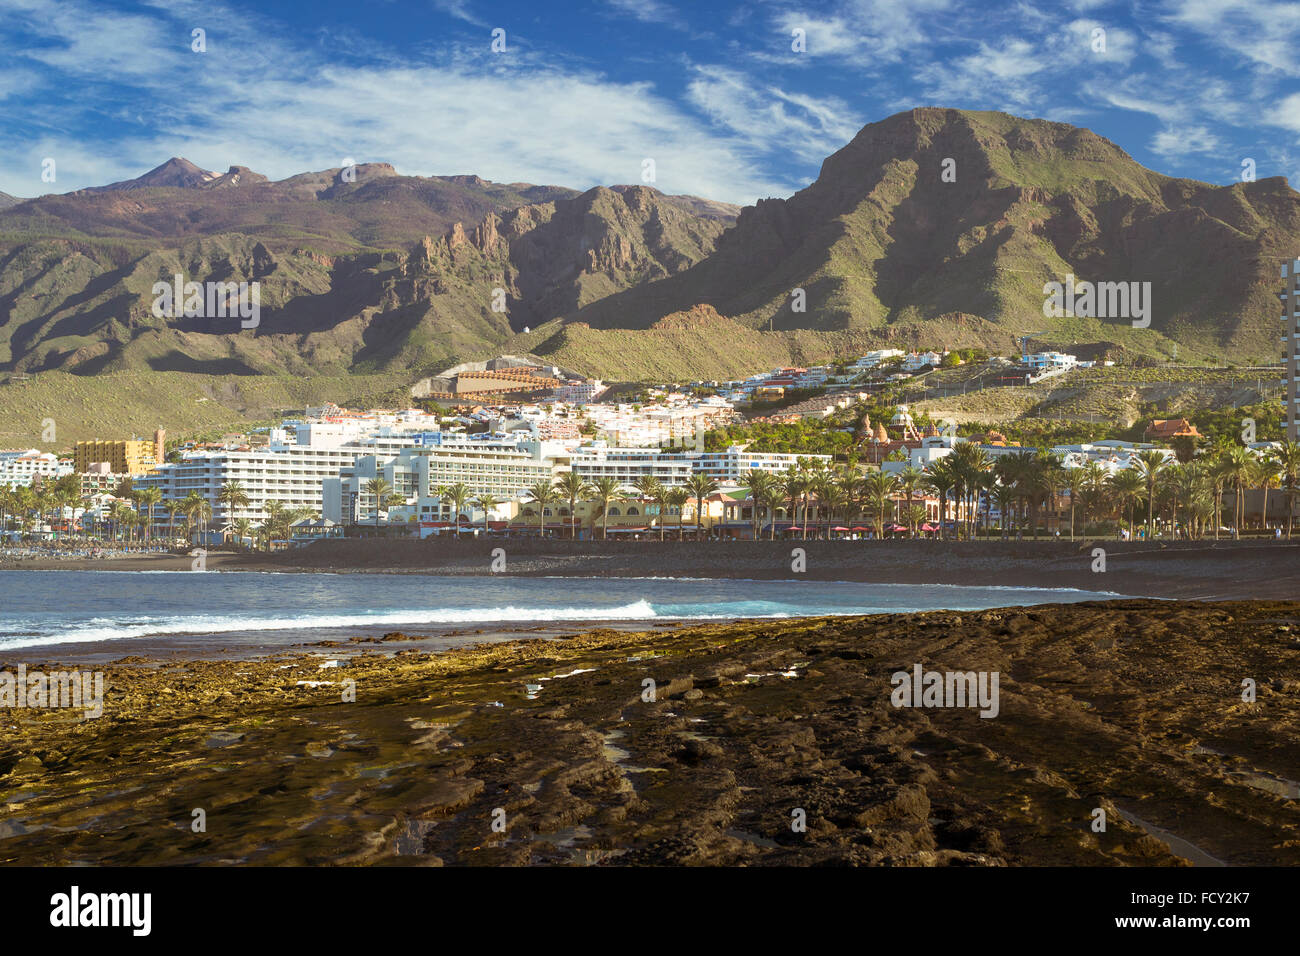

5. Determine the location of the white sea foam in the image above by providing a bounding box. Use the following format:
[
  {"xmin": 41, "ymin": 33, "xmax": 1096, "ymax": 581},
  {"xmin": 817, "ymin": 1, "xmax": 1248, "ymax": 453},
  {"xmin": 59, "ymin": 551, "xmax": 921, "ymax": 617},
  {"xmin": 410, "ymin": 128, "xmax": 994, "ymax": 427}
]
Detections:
[{"xmin": 0, "ymin": 600, "xmax": 662, "ymax": 649}]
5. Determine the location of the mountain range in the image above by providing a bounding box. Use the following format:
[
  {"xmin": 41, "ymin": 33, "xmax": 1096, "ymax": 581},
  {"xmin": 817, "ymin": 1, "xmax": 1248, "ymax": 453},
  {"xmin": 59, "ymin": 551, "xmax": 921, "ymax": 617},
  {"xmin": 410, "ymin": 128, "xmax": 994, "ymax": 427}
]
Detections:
[{"xmin": 1, "ymin": 107, "xmax": 1297, "ymax": 385}]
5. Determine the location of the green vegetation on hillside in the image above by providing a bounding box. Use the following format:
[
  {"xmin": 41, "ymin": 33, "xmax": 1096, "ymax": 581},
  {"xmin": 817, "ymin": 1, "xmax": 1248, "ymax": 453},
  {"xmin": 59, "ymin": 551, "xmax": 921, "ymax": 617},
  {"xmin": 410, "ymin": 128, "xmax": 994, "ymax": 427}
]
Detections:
[{"xmin": 0, "ymin": 370, "xmax": 412, "ymax": 447}]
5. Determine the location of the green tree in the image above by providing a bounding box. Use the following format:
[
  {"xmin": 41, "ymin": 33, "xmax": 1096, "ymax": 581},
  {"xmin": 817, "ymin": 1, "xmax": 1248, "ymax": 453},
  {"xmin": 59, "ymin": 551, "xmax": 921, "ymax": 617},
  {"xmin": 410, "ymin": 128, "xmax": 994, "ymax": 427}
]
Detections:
[
  {"xmin": 216, "ymin": 481, "xmax": 250, "ymax": 542},
  {"xmin": 557, "ymin": 471, "xmax": 593, "ymax": 539},
  {"xmin": 684, "ymin": 473, "xmax": 720, "ymax": 539},
  {"xmin": 472, "ymin": 492, "xmax": 503, "ymax": 535},
  {"xmin": 442, "ymin": 482, "xmax": 472, "ymax": 536},
  {"xmin": 590, "ymin": 476, "xmax": 628, "ymax": 540},
  {"xmin": 1133, "ymin": 450, "xmax": 1170, "ymax": 540},
  {"xmin": 523, "ymin": 479, "xmax": 559, "ymax": 536},
  {"xmin": 665, "ymin": 487, "xmax": 690, "ymax": 539},
  {"xmin": 863, "ymin": 469, "xmax": 897, "ymax": 537}
]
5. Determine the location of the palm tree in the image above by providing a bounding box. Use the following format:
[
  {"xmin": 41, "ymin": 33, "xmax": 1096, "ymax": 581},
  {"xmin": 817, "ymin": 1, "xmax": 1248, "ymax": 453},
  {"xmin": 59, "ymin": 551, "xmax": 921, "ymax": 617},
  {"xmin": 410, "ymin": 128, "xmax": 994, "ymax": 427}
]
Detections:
[
  {"xmin": 181, "ymin": 491, "xmax": 210, "ymax": 545},
  {"xmin": 897, "ymin": 465, "xmax": 924, "ymax": 538},
  {"xmin": 1022, "ymin": 451, "xmax": 1064, "ymax": 539},
  {"xmin": 1077, "ymin": 461, "xmax": 1108, "ymax": 534},
  {"xmin": 799, "ymin": 459, "xmax": 823, "ymax": 539},
  {"xmin": 523, "ymin": 479, "xmax": 559, "ymax": 537},
  {"xmin": 992, "ymin": 482, "xmax": 1016, "ymax": 538},
  {"xmin": 263, "ymin": 500, "xmax": 310, "ymax": 547},
  {"xmin": 1276, "ymin": 440, "xmax": 1300, "ymax": 539},
  {"xmin": 232, "ymin": 517, "xmax": 254, "ymax": 549},
  {"xmin": 50, "ymin": 474, "xmax": 81, "ymax": 541},
  {"xmin": 743, "ymin": 469, "xmax": 772, "ymax": 540},
  {"xmin": 837, "ymin": 466, "xmax": 864, "ymax": 534},
  {"xmin": 1220, "ymin": 445, "xmax": 1254, "ymax": 539},
  {"xmin": 863, "ymin": 469, "xmax": 897, "ymax": 538},
  {"xmin": 364, "ymin": 477, "xmax": 395, "ymax": 528},
  {"xmin": 163, "ymin": 499, "xmax": 184, "ymax": 544},
  {"xmin": 590, "ymin": 476, "xmax": 629, "ymax": 540},
  {"xmin": 1133, "ymin": 450, "xmax": 1169, "ymax": 540},
  {"xmin": 649, "ymin": 479, "xmax": 671, "ymax": 541},
  {"xmin": 780, "ymin": 467, "xmax": 806, "ymax": 539},
  {"xmin": 684, "ymin": 473, "xmax": 720, "ymax": 539},
  {"xmin": 759, "ymin": 477, "xmax": 785, "ymax": 540},
  {"xmin": 557, "ymin": 471, "xmax": 593, "ymax": 539},
  {"xmin": 996, "ymin": 451, "xmax": 1037, "ymax": 538},
  {"xmin": 1253, "ymin": 453, "xmax": 1280, "ymax": 533},
  {"xmin": 924, "ymin": 458, "xmax": 958, "ymax": 540},
  {"xmin": 472, "ymin": 492, "xmax": 503, "ymax": 535},
  {"xmin": 132, "ymin": 486, "xmax": 162, "ymax": 545},
  {"xmin": 949, "ymin": 443, "xmax": 992, "ymax": 539},
  {"xmin": 665, "ymin": 487, "xmax": 690, "ymax": 539},
  {"xmin": 1107, "ymin": 469, "xmax": 1145, "ymax": 540},
  {"xmin": 632, "ymin": 475, "xmax": 664, "ymax": 539},
  {"xmin": 216, "ymin": 481, "xmax": 250, "ymax": 541},
  {"xmin": 903, "ymin": 503, "xmax": 928, "ymax": 535},
  {"xmin": 821, "ymin": 482, "xmax": 849, "ymax": 536},
  {"xmin": 442, "ymin": 481, "xmax": 472, "ymax": 536},
  {"xmin": 1062, "ymin": 467, "xmax": 1089, "ymax": 541}
]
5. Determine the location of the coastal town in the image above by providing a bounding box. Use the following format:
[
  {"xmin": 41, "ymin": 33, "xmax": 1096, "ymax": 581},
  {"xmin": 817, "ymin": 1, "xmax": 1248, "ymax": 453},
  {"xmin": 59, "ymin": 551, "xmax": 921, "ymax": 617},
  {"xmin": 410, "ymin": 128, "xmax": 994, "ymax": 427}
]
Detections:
[{"xmin": 2, "ymin": 342, "xmax": 1296, "ymax": 554}]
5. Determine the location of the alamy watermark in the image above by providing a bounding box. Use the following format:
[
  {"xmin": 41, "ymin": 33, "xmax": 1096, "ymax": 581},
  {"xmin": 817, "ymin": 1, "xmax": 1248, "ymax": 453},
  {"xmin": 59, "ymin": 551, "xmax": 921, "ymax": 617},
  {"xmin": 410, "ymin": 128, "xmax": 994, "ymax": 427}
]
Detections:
[
  {"xmin": 890, "ymin": 663, "xmax": 1000, "ymax": 718},
  {"xmin": 152, "ymin": 274, "xmax": 260, "ymax": 328},
  {"xmin": 1043, "ymin": 273, "xmax": 1150, "ymax": 328},
  {"xmin": 0, "ymin": 665, "xmax": 104, "ymax": 718}
]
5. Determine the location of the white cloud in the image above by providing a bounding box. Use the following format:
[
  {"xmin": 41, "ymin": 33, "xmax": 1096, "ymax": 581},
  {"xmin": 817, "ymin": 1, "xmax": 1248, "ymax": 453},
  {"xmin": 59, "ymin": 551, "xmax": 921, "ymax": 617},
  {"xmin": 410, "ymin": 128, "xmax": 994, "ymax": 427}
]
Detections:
[
  {"xmin": 604, "ymin": 0, "xmax": 684, "ymax": 27},
  {"xmin": 1150, "ymin": 125, "xmax": 1224, "ymax": 158},
  {"xmin": 430, "ymin": 0, "xmax": 489, "ymax": 28},
  {"xmin": 685, "ymin": 65, "xmax": 862, "ymax": 164},
  {"xmin": 0, "ymin": 0, "xmax": 802, "ymax": 204},
  {"xmin": 1162, "ymin": 0, "xmax": 1300, "ymax": 77},
  {"xmin": 772, "ymin": 0, "xmax": 954, "ymax": 65}
]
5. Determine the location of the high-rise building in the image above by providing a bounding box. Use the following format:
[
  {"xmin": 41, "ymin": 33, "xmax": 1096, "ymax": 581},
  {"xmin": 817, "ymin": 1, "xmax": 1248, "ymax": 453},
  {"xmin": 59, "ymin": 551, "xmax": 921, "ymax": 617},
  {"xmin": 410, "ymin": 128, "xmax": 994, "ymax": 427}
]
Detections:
[{"xmin": 1283, "ymin": 259, "xmax": 1300, "ymax": 441}]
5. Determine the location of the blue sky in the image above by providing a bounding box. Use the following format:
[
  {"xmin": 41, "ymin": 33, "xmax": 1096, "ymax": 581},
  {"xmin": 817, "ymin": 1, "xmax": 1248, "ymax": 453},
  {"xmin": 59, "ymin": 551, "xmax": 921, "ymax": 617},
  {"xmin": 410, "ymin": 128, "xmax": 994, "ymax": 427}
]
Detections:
[{"xmin": 1, "ymin": 0, "xmax": 1298, "ymax": 204}]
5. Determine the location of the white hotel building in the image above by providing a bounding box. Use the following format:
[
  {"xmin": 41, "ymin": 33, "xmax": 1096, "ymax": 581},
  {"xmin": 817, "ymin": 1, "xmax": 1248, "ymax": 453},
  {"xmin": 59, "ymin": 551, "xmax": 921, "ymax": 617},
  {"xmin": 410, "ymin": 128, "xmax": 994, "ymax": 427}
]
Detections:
[
  {"xmin": 325, "ymin": 441, "xmax": 830, "ymax": 526},
  {"xmin": 0, "ymin": 450, "xmax": 71, "ymax": 488},
  {"xmin": 324, "ymin": 436, "xmax": 560, "ymax": 525},
  {"xmin": 136, "ymin": 424, "xmax": 440, "ymax": 527}
]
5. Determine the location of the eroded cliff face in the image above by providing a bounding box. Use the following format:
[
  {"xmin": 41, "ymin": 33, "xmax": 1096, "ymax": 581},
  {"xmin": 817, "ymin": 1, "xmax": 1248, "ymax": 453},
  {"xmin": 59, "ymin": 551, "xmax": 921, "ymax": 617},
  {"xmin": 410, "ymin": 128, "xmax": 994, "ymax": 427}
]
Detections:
[{"xmin": 0, "ymin": 179, "xmax": 736, "ymax": 377}]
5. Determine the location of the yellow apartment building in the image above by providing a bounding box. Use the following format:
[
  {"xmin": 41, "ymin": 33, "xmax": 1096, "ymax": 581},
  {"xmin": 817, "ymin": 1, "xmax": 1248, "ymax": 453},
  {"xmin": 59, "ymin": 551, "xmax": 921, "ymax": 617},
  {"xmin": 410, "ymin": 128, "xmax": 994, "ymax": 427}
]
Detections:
[{"xmin": 73, "ymin": 439, "xmax": 159, "ymax": 476}]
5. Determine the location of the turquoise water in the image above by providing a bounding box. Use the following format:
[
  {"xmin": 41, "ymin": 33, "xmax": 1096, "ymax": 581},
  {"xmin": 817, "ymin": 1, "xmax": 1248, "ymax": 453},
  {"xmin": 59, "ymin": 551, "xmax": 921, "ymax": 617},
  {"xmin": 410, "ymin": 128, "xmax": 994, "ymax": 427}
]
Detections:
[{"xmin": 0, "ymin": 570, "xmax": 1125, "ymax": 654}]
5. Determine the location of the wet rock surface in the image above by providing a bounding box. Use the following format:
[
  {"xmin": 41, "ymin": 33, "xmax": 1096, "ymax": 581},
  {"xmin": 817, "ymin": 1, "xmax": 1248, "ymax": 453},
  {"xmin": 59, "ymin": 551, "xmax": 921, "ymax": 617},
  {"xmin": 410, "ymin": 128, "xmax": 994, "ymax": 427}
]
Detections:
[{"xmin": 2, "ymin": 599, "xmax": 1298, "ymax": 866}]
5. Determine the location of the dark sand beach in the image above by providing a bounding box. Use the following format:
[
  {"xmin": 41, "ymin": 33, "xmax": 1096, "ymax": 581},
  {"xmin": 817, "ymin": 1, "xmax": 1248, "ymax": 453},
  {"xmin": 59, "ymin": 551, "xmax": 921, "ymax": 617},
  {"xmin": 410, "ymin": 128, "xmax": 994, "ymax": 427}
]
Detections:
[{"xmin": 8, "ymin": 537, "xmax": 1296, "ymax": 600}]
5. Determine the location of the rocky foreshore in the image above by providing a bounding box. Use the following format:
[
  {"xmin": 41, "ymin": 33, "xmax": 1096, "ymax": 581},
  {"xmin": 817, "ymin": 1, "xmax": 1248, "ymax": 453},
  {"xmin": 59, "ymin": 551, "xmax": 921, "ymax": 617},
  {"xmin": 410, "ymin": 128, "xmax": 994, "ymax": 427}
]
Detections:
[{"xmin": 2, "ymin": 599, "xmax": 1298, "ymax": 866}]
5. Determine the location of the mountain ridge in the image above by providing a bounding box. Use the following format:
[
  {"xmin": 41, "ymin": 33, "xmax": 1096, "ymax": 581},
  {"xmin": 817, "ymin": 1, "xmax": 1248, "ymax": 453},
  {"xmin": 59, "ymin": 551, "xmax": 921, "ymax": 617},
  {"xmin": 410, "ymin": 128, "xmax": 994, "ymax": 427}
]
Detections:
[{"xmin": 0, "ymin": 108, "xmax": 1295, "ymax": 385}]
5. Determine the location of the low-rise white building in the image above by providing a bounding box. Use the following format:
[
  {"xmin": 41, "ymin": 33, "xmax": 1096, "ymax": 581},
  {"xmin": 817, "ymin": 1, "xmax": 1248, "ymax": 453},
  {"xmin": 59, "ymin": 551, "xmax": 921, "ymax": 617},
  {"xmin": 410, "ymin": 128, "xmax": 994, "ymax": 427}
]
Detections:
[{"xmin": 0, "ymin": 450, "xmax": 72, "ymax": 487}]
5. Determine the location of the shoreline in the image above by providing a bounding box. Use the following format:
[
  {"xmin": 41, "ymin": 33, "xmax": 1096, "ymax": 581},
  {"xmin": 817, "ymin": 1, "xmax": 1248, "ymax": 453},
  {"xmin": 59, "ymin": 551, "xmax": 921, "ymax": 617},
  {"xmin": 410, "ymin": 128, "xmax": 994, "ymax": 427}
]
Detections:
[
  {"xmin": 1, "ymin": 598, "xmax": 1297, "ymax": 866},
  {"xmin": 5, "ymin": 538, "xmax": 1296, "ymax": 601}
]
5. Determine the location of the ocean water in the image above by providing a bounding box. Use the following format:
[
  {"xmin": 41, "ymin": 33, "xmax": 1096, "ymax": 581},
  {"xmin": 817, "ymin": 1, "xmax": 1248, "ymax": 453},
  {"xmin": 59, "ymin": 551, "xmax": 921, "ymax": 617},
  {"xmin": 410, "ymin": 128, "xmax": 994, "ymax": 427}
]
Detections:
[{"xmin": 0, "ymin": 570, "xmax": 1126, "ymax": 655}]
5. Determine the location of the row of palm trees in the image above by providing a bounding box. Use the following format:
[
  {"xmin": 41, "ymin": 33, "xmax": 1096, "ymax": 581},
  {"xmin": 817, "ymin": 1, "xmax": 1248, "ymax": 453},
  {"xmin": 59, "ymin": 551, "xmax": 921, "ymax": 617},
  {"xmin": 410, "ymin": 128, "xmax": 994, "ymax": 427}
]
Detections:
[
  {"xmin": 498, "ymin": 438, "xmax": 1300, "ymax": 541},
  {"xmin": 363, "ymin": 473, "xmax": 725, "ymax": 540},
  {"xmin": 0, "ymin": 477, "xmax": 318, "ymax": 551},
  {"xmin": 733, "ymin": 439, "xmax": 1300, "ymax": 541},
  {"xmin": 516, "ymin": 473, "xmax": 722, "ymax": 539}
]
